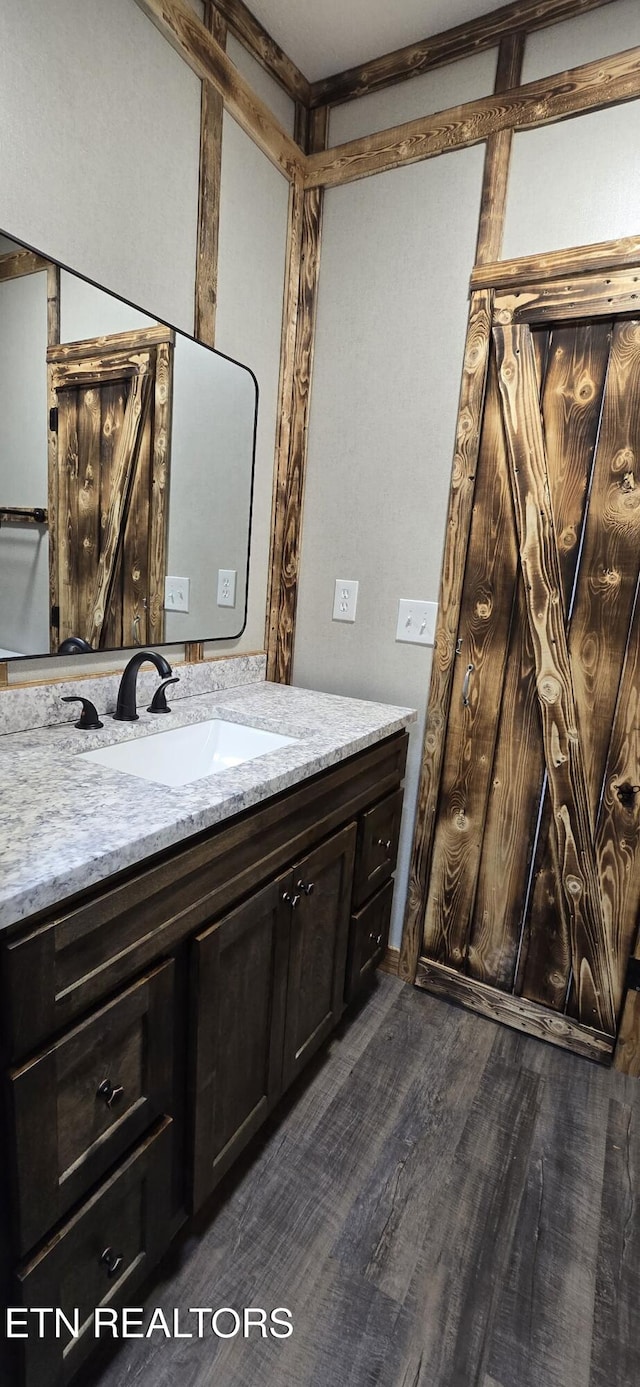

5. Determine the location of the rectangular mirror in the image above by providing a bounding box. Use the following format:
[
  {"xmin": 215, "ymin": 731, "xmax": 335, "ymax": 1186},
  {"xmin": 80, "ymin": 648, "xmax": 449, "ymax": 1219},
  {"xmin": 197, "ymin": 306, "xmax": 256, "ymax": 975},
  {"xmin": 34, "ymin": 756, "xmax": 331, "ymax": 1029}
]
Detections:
[{"xmin": 0, "ymin": 231, "xmax": 258, "ymax": 661}]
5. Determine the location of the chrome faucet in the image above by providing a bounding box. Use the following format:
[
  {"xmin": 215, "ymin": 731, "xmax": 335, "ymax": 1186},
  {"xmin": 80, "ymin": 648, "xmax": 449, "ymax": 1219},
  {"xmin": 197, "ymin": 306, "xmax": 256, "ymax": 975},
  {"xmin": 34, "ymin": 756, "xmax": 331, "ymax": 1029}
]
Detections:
[{"xmin": 113, "ymin": 650, "xmax": 172, "ymax": 722}]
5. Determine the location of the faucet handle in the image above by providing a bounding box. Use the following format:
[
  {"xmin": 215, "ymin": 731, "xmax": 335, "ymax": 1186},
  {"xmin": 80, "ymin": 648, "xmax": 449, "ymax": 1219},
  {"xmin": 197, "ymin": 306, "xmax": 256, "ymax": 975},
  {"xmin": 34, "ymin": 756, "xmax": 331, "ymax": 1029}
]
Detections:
[
  {"xmin": 147, "ymin": 676, "xmax": 180, "ymax": 714},
  {"xmin": 61, "ymin": 696, "xmax": 103, "ymax": 730}
]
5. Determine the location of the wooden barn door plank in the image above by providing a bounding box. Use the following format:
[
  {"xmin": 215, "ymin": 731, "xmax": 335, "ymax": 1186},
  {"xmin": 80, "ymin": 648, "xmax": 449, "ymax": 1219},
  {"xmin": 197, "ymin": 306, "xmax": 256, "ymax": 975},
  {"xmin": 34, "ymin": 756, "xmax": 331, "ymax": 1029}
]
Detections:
[
  {"xmin": 493, "ymin": 319, "xmax": 617, "ymax": 1036},
  {"xmin": 422, "ymin": 354, "xmax": 520, "ymax": 968},
  {"xmin": 88, "ymin": 368, "xmax": 151, "ymax": 646}
]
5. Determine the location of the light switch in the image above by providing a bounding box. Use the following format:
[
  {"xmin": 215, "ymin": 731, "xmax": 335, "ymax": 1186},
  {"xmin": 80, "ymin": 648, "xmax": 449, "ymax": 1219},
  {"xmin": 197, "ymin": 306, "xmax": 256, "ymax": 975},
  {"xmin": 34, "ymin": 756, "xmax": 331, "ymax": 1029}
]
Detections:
[
  {"xmin": 164, "ymin": 576, "xmax": 190, "ymax": 613},
  {"xmin": 396, "ymin": 599, "xmax": 437, "ymax": 645},
  {"xmin": 217, "ymin": 569, "xmax": 237, "ymax": 607},
  {"xmin": 333, "ymin": 578, "xmax": 359, "ymax": 623}
]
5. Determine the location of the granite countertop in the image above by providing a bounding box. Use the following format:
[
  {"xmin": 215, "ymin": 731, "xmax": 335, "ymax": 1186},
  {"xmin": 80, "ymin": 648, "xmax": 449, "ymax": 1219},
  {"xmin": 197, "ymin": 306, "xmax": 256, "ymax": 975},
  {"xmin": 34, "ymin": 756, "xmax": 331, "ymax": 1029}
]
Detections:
[{"xmin": 0, "ymin": 680, "xmax": 415, "ymax": 932}]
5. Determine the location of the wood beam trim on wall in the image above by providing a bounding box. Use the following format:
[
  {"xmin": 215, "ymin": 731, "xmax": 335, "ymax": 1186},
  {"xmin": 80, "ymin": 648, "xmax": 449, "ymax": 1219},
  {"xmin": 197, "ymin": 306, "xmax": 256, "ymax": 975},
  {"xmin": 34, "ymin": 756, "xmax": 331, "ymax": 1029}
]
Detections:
[
  {"xmin": 399, "ymin": 290, "xmax": 493, "ymax": 984},
  {"xmin": 305, "ymin": 44, "xmax": 640, "ymax": 190},
  {"xmin": 0, "ymin": 250, "xmax": 50, "ymax": 281},
  {"xmin": 471, "ymin": 233, "xmax": 640, "ymax": 288},
  {"xmin": 308, "ymin": 0, "xmax": 617, "ymax": 108},
  {"xmin": 133, "ymin": 0, "xmax": 304, "ymax": 183},
  {"xmin": 214, "ymin": 0, "xmax": 311, "ymax": 107},
  {"xmin": 194, "ymin": 2, "xmax": 227, "ymax": 350},
  {"xmin": 266, "ymin": 106, "xmax": 328, "ymax": 684},
  {"xmin": 475, "ymin": 31, "xmax": 525, "ymax": 265}
]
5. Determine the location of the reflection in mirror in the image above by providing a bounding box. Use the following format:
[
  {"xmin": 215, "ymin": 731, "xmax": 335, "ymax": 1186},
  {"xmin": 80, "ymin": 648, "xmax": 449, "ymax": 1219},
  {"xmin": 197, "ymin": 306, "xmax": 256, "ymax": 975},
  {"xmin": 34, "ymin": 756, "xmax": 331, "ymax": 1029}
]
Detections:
[{"xmin": 0, "ymin": 232, "xmax": 257, "ymax": 661}]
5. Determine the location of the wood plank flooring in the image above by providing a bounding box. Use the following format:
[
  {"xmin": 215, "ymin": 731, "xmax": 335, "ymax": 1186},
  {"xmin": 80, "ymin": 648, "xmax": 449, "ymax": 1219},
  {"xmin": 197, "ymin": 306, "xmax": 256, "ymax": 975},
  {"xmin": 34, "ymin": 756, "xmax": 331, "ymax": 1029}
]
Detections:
[{"xmin": 91, "ymin": 977, "xmax": 640, "ymax": 1387}]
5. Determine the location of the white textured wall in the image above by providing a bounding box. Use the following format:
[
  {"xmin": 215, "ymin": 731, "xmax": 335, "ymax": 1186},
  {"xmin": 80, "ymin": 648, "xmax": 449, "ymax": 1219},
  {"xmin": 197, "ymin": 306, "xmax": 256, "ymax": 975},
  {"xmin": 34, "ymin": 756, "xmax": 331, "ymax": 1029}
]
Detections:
[
  {"xmin": 330, "ymin": 49, "xmax": 497, "ymax": 144},
  {"xmin": 294, "ymin": 148, "xmax": 486, "ymax": 947},
  {"xmin": 0, "ymin": 0, "xmax": 201, "ymax": 333},
  {"xmin": 503, "ymin": 100, "xmax": 640, "ymax": 259},
  {"xmin": 522, "ymin": 0, "xmax": 640, "ymax": 81},
  {"xmin": 215, "ymin": 112, "xmax": 290, "ymax": 655}
]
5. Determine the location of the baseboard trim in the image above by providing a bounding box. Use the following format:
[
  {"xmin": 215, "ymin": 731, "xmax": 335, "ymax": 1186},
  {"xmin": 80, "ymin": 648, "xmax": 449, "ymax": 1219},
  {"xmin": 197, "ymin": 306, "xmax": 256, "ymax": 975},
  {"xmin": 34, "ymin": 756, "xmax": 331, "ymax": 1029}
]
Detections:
[
  {"xmin": 378, "ymin": 945, "xmax": 400, "ymax": 977},
  {"xmin": 415, "ymin": 958, "xmax": 614, "ymax": 1063}
]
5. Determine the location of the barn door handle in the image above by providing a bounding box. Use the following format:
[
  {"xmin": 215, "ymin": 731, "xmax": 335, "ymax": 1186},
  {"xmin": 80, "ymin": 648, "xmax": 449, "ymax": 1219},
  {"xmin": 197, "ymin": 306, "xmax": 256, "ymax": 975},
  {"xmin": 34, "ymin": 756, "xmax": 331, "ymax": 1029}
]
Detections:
[{"xmin": 462, "ymin": 663, "xmax": 475, "ymax": 707}]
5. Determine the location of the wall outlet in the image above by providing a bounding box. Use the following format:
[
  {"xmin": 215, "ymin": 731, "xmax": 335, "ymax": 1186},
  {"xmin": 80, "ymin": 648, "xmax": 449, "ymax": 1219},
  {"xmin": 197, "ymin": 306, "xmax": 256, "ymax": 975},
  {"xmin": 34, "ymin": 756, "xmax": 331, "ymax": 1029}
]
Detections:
[
  {"xmin": 217, "ymin": 568, "xmax": 237, "ymax": 608},
  {"xmin": 164, "ymin": 576, "xmax": 190, "ymax": 613},
  {"xmin": 333, "ymin": 578, "xmax": 359, "ymax": 623},
  {"xmin": 396, "ymin": 598, "xmax": 437, "ymax": 645}
]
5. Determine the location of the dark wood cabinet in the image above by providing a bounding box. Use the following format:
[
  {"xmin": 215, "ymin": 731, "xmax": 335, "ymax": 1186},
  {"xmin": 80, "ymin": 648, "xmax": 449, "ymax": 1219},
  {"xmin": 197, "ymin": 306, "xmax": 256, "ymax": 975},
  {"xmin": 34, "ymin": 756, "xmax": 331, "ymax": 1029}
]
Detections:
[
  {"xmin": 9, "ymin": 961, "xmax": 174, "ymax": 1255},
  {"xmin": 282, "ymin": 823, "xmax": 356, "ymax": 1088},
  {"xmin": 16, "ymin": 1119, "xmax": 173, "ymax": 1387},
  {"xmin": 191, "ymin": 874, "xmax": 290, "ymax": 1211},
  {"xmin": 0, "ymin": 730, "xmax": 407, "ymax": 1387}
]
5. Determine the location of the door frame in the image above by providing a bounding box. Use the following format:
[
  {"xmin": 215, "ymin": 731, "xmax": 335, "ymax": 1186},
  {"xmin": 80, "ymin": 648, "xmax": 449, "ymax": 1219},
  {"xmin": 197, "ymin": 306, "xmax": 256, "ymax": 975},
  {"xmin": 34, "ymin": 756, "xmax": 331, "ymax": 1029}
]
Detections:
[{"xmin": 400, "ymin": 242, "xmax": 640, "ymax": 1060}]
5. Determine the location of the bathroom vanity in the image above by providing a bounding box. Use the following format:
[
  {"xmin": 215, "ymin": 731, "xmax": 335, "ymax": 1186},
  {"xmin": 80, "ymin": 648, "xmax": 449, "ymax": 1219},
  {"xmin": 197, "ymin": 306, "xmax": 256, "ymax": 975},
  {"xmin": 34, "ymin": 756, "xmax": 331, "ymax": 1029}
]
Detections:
[{"xmin": 0, "ymin": 678, "xmax": 411, "ymax": 1387}]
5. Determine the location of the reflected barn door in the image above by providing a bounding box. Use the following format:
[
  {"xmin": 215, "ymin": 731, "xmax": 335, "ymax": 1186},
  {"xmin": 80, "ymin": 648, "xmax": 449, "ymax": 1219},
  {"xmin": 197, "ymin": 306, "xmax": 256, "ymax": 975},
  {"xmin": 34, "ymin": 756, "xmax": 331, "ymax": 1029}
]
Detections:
[
  {"xmin": 48, "ymin": 326, "xmax": 173, "ymax": 651},
  {"xmin": 420, "ymin": 294, "xmax": 640, "ymax": 1058}
]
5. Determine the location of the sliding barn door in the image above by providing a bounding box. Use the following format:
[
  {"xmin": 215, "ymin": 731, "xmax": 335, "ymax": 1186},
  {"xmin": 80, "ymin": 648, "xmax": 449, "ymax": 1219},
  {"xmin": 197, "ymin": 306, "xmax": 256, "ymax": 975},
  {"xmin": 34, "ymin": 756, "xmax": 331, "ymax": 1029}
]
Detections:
[
  {"xmin": 48, "ymin": 326, "xmax": 173, "ymax": 651},
  {"xmin": 421, "ymin": 303, "xmax": 640, "ymax": 1056}
]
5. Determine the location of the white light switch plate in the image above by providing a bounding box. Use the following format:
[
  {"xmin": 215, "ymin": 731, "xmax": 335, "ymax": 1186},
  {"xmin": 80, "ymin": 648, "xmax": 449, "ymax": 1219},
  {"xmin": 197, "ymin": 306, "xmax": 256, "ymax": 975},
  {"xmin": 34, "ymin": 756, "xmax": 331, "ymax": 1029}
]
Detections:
[
  {"xmin": 333, "ymin": 578, "xmax": 359, "ymax": 623},
  {"xmin": 164, "ymin": 576, "xmax": 190, "ymax": 613},
  {"xmin": 396, "ymin": 599, "xmax": 437, "ymax": 645},
  {"xmin": 217, "ymin": 568, "xmax": 237, "ymax": 607}
]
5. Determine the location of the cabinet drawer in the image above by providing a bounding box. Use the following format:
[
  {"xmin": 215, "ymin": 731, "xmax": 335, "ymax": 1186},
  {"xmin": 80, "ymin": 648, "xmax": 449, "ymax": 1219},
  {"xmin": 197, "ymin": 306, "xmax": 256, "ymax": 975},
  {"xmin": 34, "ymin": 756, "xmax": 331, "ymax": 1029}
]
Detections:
[
  {"xmin": 16, "ymin": 1119, "xmax": 173, "ymax": 1387},
  {"xmin": 345, "ymin": 878, "xmax": 394, "ymax": 1003},
  {"xmin": 9, "ymin": 960, "xmax": 174, "ymax": 1256},
  {"xmin": 353, "ymin": 788, "xmax": 403, "ymax": 908}
]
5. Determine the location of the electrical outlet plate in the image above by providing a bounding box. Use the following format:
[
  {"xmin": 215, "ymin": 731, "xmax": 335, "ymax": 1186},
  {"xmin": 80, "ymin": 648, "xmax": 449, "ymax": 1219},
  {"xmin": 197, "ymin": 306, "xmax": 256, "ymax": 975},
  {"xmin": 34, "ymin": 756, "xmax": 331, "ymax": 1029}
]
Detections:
[
  {"xmin": 164, "ymin": 576, "xmax": 190, "ymax": 613},
  {"xmin": 396, "ymin": 598, "xmax": 437, "ymax": 646},
  {"xmin": 333, "ymin": 578, "xmax": 359, "ymax": 623},
  {"xmin": 217, "ymin": 568, "xmax": 237, "ymax": 608}
]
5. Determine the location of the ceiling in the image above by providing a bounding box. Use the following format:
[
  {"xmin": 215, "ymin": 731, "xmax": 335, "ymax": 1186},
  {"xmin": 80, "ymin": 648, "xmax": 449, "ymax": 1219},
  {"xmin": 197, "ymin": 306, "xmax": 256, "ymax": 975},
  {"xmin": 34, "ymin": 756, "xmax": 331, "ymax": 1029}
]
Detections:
[{"xmin": 247, "ymin": 0, "xmax": 510, "ymax": 83}]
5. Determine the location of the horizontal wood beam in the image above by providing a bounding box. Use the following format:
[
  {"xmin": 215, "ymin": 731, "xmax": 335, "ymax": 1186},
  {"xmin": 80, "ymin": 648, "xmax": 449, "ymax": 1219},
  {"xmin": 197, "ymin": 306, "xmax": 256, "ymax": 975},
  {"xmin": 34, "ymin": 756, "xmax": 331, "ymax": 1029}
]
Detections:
[
  {"xmin": 133, "ymin": 0, "xmax": 304, "ymax": 183},
  {"xmin": 214, "ymin": 0, "xmax": 311, "ymax": 107},
  {"xmin": 0, "ymin": 250, "xmax": 50, "ymax": 281},
  {"xmin": 306, "ymin": 43, "xmax": 640, "ymax": 190},
  {"xmin": 309, "ymin": 0, "xmax": 617, "ymax": 108},
  {"xmin": 415, "ymin": 959, "xmax": 614, "ymax": 1062},
  {"xmin": 471, "ymin": 233, "xmax": 640, "ymax": 288},
  {"xmin": 494, "ymin": 264, "xmax": 640, "ymax": 323}
]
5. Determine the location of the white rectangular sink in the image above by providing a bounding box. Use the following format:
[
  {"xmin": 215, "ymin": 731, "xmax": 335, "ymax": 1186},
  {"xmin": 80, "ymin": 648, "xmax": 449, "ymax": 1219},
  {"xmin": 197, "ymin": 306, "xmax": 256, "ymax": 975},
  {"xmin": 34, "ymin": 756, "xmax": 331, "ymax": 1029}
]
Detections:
[{"xmin": 79, "ymin": 718, "xmax": 298, "ymax": 788}]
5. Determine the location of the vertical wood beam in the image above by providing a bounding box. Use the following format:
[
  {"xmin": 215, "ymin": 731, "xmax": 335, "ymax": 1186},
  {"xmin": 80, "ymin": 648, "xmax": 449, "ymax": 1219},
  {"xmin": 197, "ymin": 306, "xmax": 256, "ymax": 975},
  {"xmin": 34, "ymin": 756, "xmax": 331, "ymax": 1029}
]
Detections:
[
  {"xmin": 195, "ymin": 2, "xmax": 227, "ymax": 349},
  {"xmin": 399, "ymin": 291, "xmax": 493, "ymax": 984},
  {"xmin": 266, "ymin": 105, "xmax": 328, "ymax": 683},
  {"xmin": 46, "ymin": 264, "xmax": 60, "ymax": 655},
  {"xmin": 475, "ymin": 32, "xmax": 525, "ymax": 265}
]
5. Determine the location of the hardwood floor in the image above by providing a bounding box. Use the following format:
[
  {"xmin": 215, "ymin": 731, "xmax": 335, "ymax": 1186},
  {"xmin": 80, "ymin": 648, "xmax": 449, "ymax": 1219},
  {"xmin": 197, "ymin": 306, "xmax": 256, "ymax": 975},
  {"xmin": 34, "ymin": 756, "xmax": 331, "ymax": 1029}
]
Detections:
[{"xmin": 91, "ymin": 977, "xmax": 640, "ymax": 1387}]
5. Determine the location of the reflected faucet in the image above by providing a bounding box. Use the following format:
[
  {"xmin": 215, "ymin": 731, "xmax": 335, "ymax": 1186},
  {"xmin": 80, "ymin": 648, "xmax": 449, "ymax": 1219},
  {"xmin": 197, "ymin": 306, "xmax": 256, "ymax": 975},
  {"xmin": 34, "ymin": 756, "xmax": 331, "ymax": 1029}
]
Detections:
[{"xmin": 114, "ymin": 650, "xmax": 172, "ymax": 722}]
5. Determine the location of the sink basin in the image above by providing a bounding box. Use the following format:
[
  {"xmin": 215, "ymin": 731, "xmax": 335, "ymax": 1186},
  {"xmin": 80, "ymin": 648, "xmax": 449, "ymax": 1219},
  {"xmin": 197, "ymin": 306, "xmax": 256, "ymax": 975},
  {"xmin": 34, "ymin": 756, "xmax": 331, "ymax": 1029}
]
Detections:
[{"xmin": 78, "ymin": 718, "xmax": 298, "ymax": 788}]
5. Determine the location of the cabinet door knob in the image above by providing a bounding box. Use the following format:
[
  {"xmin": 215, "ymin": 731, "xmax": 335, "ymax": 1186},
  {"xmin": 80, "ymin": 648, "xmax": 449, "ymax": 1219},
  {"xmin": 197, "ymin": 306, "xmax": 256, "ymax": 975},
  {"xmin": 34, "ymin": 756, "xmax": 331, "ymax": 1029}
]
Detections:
[
  {"xmin": 282, "ymin": 891, "xmax": 301, "ymax": 908},
  {"xmin": 369, "ymin": 931, "xmax": 384, "ymax": 947},
  {"xmin": 96, "ymin": 1079, "xmax": 125, "ymax": 1108},
  {"xmin": 296, "ymin": 879, "xmax": 314, "ymax": 896},
  {"xmin": 100, "ymin": 1246, "xmax": 123, "ymax": 1277},
  {"xmin": 376, "ymin": 838, "xmax": 392, "ymax": 852}
]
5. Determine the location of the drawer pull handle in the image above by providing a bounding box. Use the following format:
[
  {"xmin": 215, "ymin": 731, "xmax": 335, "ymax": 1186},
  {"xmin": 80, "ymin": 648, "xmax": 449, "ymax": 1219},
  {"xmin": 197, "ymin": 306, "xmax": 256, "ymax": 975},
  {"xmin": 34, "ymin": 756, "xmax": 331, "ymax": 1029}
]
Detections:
[
  {"xmin": 100, "ymin": 1246, "xmax": 123, "ymax": 1278},
  {"xmin": 96, "ymin": 1079, "xmax": 125, "ymax": 1108},
  {"xmin": 376, "ymin": 838, "xmax": 392, "ymax": 852},
  {"xmin": 282, "ymin": 891, "xmax": 301, "ymax": 909},
  {"xmin": 296, "ymin": 879, "xmax": 315, "ymax": 896}
]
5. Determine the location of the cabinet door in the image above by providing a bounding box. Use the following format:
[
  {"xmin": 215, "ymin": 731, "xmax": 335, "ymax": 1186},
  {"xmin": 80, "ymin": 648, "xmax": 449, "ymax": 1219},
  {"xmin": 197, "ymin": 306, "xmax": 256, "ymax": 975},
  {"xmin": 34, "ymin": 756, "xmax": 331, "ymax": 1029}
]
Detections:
[
  {"xmin": 282, "ymin": 823, "xmax": 357, "ymax": 1090},
  {"xmin": 191, "ymin": 873, "xmax": 290, "ymax": 1211}
]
